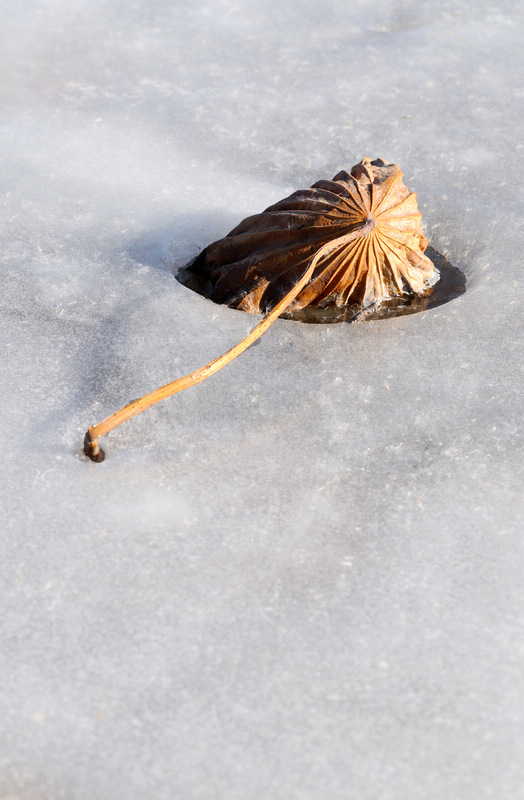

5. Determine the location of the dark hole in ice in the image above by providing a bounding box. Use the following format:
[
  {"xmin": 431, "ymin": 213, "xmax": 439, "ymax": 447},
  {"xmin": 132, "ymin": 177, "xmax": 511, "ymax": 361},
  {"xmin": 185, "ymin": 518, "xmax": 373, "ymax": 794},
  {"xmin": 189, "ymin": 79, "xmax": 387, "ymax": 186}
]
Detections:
[{"xmin": 176, "ymin": 246, "xmax": 465, "ymax": 325}]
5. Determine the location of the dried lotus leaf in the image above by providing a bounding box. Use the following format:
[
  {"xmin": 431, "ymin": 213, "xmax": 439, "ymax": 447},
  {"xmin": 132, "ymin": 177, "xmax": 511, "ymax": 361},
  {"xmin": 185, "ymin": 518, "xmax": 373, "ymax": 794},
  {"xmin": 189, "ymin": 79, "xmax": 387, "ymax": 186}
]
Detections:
[
  {"xmin": 84, "ymin": 157, "xmax": 439, "ymax": 461},
  {"xmin": 188, "ymin": 157, "xmax": 438, "ymax": 315}
]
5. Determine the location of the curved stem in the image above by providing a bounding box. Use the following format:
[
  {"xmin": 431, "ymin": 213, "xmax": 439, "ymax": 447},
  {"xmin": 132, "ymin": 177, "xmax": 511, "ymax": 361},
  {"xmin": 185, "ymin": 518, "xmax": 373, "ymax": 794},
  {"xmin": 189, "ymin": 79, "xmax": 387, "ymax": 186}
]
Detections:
[{"xmin": 83, "ymin": 223, "xmax": 372, "ymax": 461}]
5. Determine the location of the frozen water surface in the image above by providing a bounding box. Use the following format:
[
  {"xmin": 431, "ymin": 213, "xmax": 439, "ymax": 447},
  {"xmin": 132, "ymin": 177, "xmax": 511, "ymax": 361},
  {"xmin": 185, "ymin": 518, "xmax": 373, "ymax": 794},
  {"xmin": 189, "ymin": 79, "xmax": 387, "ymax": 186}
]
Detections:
[{"xmin": 1, "ymin": 1, "xmax": 523, "ymax": 798}]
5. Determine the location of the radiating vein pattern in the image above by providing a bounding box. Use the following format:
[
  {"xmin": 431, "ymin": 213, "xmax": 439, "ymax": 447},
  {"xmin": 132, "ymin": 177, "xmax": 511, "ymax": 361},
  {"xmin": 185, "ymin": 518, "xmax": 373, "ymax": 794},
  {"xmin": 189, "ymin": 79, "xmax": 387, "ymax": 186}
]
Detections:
[{"xmin": 189, "ymin": 157, "xmax": 439, "ymax": 314}]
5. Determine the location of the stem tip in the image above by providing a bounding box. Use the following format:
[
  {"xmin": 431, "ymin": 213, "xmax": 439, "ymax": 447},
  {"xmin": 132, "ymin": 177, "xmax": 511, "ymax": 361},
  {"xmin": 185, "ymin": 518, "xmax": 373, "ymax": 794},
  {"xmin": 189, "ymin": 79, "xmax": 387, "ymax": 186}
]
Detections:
[{"xmin": 84, "ymin": 430, "xmax": 105, "ymax": 463}]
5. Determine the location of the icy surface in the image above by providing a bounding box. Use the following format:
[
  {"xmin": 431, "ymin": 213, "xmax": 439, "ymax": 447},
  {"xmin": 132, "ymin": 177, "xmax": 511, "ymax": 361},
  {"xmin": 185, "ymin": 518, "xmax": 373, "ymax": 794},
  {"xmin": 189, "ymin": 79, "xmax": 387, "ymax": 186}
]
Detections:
[{"xmin": 1, "ymin": 1, "xmax": 523, "ymax": 798}]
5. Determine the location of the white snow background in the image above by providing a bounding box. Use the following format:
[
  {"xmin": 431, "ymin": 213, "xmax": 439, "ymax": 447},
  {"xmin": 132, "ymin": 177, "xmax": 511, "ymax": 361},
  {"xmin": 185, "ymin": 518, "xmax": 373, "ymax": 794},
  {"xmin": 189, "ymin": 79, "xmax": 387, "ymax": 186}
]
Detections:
[{"xmin": 1, "ymin": 1, "xmax": 523, "ymax": 798}]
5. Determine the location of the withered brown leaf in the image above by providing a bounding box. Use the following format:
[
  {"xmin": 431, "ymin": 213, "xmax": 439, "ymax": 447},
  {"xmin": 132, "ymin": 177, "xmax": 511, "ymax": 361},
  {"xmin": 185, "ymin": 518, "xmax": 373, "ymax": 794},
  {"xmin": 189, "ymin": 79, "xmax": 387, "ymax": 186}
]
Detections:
[
  {"xmin": 84, "ymin": 157, "xmax": 440, "ymax": 461},
  {"xmin": 189, "ymin": 157, "xmax": 438, "ymax": 315}
]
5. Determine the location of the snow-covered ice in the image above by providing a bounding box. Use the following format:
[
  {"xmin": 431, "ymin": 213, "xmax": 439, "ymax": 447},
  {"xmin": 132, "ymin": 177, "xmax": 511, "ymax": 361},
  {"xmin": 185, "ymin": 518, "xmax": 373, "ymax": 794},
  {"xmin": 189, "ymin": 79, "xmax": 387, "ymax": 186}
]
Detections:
[{"xmin": 1, "ymin": 1, "xmax": 523, "ymax": 798}]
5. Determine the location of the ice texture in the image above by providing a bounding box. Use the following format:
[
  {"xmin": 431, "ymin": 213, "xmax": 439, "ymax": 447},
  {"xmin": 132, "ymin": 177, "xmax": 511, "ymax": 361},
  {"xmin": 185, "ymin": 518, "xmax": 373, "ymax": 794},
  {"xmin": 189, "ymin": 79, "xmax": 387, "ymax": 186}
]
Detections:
[{"xmin": 1, "ymin": 1, "xmax": 523, "ymax": 798}]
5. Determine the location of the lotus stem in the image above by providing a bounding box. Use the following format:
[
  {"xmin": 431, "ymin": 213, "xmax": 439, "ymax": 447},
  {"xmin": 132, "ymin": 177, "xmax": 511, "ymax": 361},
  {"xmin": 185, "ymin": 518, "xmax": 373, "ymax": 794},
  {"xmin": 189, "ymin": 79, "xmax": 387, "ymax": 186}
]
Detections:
[{"xmin": 83, "ymin": 228, "xmax": 370, "ymax": 461}]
